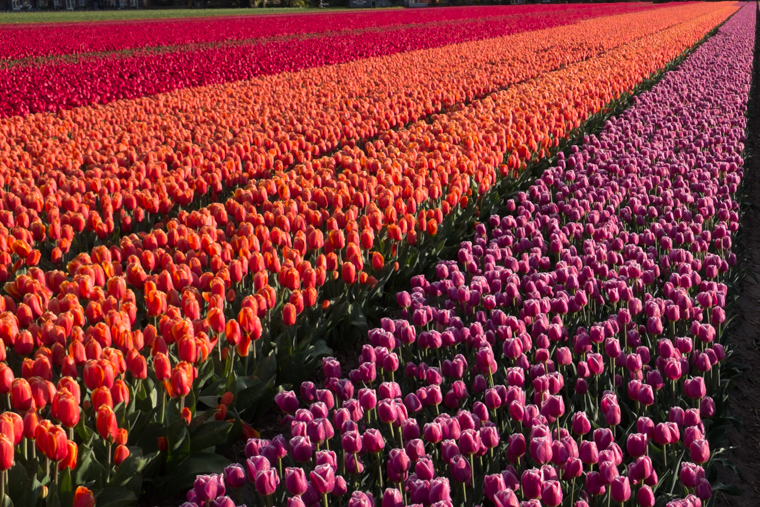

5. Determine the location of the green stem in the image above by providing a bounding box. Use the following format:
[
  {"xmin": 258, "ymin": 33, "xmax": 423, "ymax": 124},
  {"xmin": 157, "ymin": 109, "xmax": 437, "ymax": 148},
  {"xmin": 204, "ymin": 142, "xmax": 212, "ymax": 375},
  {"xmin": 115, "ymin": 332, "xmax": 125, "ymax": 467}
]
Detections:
[
  {"xmin": 571, "ymin": 477, "xmax": 576, "ymax": 504},
  {"xmin": 377, "ymin": 452, "xmax": 384, "ymax": 490},
  {"xmin": 107, "ymin": 441, "xmax": 113, "ymax": 484},
  {"xmin": 161, "ymin": 389, "xmax": 166, "ymax": 424}
]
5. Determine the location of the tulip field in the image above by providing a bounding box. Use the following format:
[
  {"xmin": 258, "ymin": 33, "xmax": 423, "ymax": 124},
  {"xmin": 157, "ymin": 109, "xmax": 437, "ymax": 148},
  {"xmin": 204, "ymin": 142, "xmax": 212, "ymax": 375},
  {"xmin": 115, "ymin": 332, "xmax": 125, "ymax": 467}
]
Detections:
[{"xmin": 0, "ymin": 1, "xmax": 756, "ymax": 506}]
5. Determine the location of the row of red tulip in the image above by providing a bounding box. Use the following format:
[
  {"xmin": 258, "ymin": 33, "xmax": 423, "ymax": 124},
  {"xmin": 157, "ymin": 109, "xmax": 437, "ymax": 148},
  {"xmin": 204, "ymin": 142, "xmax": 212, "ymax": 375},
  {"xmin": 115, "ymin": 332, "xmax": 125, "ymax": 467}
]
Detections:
[
  {"xmin": 0, "ymin": 3, "xmax": 663, "ymax": 62},
  {"xmin": 0, "ymin": 3, "xmax": 668, "ymax": 118}
]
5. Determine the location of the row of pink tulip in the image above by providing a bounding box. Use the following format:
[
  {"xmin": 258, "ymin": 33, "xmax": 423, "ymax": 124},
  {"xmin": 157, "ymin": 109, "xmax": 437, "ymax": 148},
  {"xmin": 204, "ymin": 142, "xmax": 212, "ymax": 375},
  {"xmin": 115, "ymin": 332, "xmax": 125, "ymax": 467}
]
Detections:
[{"xmin": 182, "ymin": 3, "xmax": 754, "ymax": 506}]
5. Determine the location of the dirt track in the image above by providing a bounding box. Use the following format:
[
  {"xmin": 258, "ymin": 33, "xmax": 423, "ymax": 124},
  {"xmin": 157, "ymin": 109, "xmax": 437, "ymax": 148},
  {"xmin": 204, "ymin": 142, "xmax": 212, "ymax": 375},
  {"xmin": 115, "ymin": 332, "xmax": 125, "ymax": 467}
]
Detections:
[{"xmin": 716, "ymin": 6, "xmax": 760, "ymax": 505}]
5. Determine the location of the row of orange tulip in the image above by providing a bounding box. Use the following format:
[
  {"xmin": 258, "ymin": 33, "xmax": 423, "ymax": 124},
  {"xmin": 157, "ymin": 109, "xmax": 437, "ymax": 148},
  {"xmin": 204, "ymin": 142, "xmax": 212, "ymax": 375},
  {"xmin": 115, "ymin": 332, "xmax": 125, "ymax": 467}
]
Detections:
[{"xmin": 0, "ymin": 4, "xmax": 728, "ymax": 278}]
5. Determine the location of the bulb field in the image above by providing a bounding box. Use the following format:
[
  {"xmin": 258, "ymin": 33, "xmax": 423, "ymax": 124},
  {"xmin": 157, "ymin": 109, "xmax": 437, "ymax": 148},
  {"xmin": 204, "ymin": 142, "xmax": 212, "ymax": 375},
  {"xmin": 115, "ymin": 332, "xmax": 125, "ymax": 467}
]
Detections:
[{"xmin": 0, "ymin": 2, "xmax": 756, "ymax": 507}]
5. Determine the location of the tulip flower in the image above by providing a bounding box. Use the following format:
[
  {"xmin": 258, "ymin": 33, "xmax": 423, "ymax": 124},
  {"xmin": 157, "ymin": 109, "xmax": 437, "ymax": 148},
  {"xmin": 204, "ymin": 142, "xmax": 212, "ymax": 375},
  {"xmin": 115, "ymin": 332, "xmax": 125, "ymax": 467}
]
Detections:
[
  {"xmin": 255, "ymin": 469, "xmax": 280, "ymax": 496},
  {"xmin": 73, "ymin": 487, "xmax": 95, "ymax": 507},
  {"xmin": 96, "ymin": 405, "xmax": 119, "ymax": 442}
]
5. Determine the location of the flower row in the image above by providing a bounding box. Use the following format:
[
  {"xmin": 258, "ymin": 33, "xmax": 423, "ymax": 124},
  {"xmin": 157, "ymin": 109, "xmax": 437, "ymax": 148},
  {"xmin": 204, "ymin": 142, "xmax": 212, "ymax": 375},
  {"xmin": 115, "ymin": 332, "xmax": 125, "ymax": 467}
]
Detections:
[
  {"xmin": 0, "ymin": 3, "xmax": 704, "ymax": 118},
  {"xmin": 0, "ymin": 2, "xmax": 735, "ymax": 281},
  {"xmin": 182, "ymin": 3, "xmax": 754, "ymax": 506},
  {"xmin": 0, "ymin": 4, "xmax": 661, "ymax": 62}
]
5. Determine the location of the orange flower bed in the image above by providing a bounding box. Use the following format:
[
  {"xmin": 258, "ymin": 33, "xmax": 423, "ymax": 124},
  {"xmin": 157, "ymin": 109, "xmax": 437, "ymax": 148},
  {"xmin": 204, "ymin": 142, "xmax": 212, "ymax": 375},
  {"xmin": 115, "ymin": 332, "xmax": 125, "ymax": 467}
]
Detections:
[
  {"xmin": 36, "ymin": 3, "xmax": 736, "ymax": 348},
  {"xmin": 0, "ymin": 4, "xmax": 733, "ymax": 274}
]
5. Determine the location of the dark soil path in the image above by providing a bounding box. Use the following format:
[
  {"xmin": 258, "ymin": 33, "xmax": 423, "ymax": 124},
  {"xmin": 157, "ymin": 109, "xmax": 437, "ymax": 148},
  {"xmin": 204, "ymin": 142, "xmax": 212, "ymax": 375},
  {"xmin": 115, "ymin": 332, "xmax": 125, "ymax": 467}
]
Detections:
[{"xmin": 716, "ymin": 7, "xmax": 760, "ymax": 505}]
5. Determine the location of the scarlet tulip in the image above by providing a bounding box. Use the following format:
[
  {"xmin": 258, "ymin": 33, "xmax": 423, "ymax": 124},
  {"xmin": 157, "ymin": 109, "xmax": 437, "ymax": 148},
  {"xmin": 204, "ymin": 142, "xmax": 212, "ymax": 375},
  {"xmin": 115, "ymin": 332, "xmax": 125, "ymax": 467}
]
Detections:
[
  {"xmin": 52, "ymin": 388, "xmax": 80, "ymax": 428},
  {"xmin": 96, "ymin": 405, "xmax": 119, "ymax": 442},
  {"xmin": 73, "ymin": 487, "xmax": 95, "ymax": 507},
  {"xmin": 283, "ymin": 303, "xmax": 297, "ymax": 327},
  {"xmin": 0, "ymin": 433, "xmax": 12, "ymax": 471},
  {"xmin": 114, "ymin": 444, "xmax": 130, "ymax": 466}
]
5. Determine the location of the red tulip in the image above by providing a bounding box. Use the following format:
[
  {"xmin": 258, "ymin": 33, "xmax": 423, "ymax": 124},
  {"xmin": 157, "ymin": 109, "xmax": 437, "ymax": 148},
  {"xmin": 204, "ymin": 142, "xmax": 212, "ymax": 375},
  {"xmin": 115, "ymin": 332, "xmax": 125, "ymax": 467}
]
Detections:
[
  {"xmin": 0, "ymin": 364, "xmax": 13, "ymax": 394},
  {"xmin": 52, "ymin": 388, "xmax": 80, "ymax": 428},
  {"xmin": 283, "ymin": 303, "xmax": 297, "ymax": 327},
  {"xmin": 10, "ymin": 378, "xmax": 33, "ymax": 412},
  {"xmin": 44, "ymin": 426, "xmax": 69, "ymax": 462},
  {"xmin": 170, "ymin": 363, "xmax": 192, "ymax": 398},
  {"xmin": 129, "ymin": 354, "xmax": 148, "ymax": 379},
  {"xmin": 181, "ymin": 407, "xmax": 192, "ymax": 425},
  {"xmin": 225, "ymin": 320, "xmax": 241, "ymax": 346},
  {"xmin": 0, "ymin": 433, "xmax": 13, "ymax": 471},
  {"xmin": 73, "ymin": 487, "xmax": 95, "ymax": 507},
  {"xmin": 114, "ymin": 444, "xmax": 130, "ymax": 466},
  {"xmin": 23, "ymin": 411, "xmax": 38, "ymax": 440},
  {"xmin": 207, "ymin": 307, "xmax": 226, "ymax": 334},
  {"xmin": 96, "ymin": 405, "xmax": 119, "ymax": 442},
  {"xmin": 58, "ymin": 440, "xmax": 78, "ymax": 471},
  {"xmin": 153, "ymin": 352, "xmax": 171, "ymax": 382},
  {"xmin": 342, "ymin": 262, "xmax": 356, "ymax": 285},
  {"xmin": 111, "ymin": 379, "xmax": 130, "ymax": 406}
]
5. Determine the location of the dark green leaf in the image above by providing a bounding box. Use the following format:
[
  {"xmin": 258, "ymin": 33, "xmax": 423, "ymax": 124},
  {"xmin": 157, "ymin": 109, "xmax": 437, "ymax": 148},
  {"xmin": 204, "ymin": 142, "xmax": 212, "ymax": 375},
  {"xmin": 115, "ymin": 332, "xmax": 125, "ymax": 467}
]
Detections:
[{"xmin": 189, "ymin": 421, "xmax": 233, "ymax": 453}]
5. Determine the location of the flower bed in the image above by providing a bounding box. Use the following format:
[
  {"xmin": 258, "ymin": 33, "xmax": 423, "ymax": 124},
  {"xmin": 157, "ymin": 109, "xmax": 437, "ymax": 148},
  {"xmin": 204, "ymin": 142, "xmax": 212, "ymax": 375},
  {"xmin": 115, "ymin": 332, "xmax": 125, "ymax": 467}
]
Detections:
[
  {"xmin": 0, "ymin": 3, "xmax": 734, "ymax": 272},
  {"xmin": 182, "ymin": 3, "xmax": 755, "ymax": 506},
  {"xmin": 0, "ymin": 3, "xmax": 747, "ymax": 506},
  {"xmin": 0, "ymin": 3, "xmax": 663, "ymax": 62},
  {"xmin": 0, "ymin": 3, "xmax": 702, "ymax": 117}
]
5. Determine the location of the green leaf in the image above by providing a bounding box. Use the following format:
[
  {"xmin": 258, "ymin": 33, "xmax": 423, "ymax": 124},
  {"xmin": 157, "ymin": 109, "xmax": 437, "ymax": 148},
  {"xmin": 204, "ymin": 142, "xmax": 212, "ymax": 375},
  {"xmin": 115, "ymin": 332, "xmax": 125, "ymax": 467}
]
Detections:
[
  {"xmin": 133, "ymin": 422, "xmax": 166, "ymax": 455},
  {"xmin": 7, "ymin": 463, "xmax": 32, "ymax": 507},
  {"xmin": 58, "ymin": 469, "xmax": 74, "ymax": 507},
  {"xmin": 167, "ymin": 423, "xmax": 191, "ymax": 464},
  {"xmin": 711, "ymin": 482, "xmax": 743, "ymax": 496},
  {"xmin": 74, "ymin": 444, "xmax": 107, "ymax": 491},
  {"xmin": 95, "ymin": 488, "xmax": 138, "ymax": 507},
  {"xmin": 189, "ymin": 421, "xmax": 233, "ymax": 453},
  {"xmin": 110, "ymin": 454, "xmax": 142, "ymax": 495}
]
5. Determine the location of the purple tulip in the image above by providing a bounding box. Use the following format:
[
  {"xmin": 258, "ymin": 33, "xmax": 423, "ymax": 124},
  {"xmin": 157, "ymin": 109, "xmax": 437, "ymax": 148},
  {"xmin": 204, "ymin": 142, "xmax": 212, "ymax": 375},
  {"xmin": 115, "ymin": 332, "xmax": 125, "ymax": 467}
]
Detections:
[
  {"xmin": 285, "ymin": 467, "xmax": 308, "ymax": 496},
  {"xmin": 254, "ymin": 469, "xmax": 279, "ymax": 496},
  {"xmin": 310, "ymin": 464, "xmax": 336, "ymax": 495},
  {"xmin": 493, "ymin": 489, "xmax": 520, "ymax": 507},
  {"xmin": 690, "ymin": 439, "xmax": 710, "ymax": 464},
  {"xmin": 541, "ymin": 480, "xmax": 562, "ymax": 507},
  {"xmin": 347, "ymin": 492, "xmax": 374, "ymax": 507},
  {"xmin": 193, "ymin": 475, "xmax": 220, "ymax": 503},
  {"xmin": 521, "ymin": 468, "xmax": 542, "ymax": 499},
  {"xmin": 626, "ymin": 433, "xmax": 648, "ymax": 458},
  {"xmin": 428, "ymin": 477, "xmax": 452, "ymax": 503}
]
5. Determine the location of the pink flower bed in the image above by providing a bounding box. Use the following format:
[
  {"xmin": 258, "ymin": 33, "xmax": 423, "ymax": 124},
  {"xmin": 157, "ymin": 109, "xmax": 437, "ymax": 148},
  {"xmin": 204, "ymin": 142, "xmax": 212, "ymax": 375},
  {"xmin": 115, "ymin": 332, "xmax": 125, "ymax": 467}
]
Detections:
[{"xmin": 183, "ymin": 3, "xmax": 754, "ymax": 506}]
